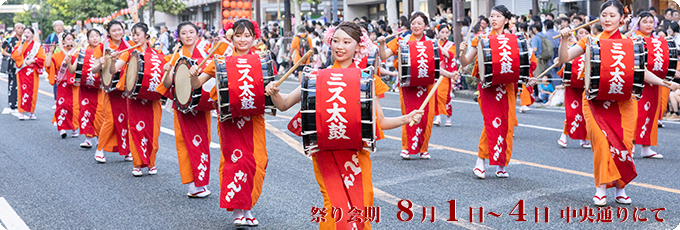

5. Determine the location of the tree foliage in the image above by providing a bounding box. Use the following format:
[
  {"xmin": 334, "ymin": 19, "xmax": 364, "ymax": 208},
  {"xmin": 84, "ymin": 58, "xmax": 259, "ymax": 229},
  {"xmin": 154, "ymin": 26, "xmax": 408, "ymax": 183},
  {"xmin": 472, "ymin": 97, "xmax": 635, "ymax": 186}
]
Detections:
[{"xmin": 13, "ymin": 0, "xmax": 185, "ymax": 36}]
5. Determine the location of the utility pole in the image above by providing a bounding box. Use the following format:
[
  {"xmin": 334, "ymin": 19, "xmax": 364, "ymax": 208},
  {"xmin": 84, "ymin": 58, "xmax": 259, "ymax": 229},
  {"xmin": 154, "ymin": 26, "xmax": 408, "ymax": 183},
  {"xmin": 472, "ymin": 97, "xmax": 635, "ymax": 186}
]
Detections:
[
  {"xmin": 284, "ymin": 0, "xmax": 291, "ymax": 32},
  {"xmin": 452, "ymin": 0, "xmax": 462, "ymax": 56},
  {"xmin": 332, "ymin": 0, "xmax": 337, "ymax": 22}
]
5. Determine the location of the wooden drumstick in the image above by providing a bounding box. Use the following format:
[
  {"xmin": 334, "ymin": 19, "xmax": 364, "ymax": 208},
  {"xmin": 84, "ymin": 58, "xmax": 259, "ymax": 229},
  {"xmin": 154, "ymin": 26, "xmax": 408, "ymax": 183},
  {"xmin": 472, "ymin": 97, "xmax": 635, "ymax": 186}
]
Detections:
[
  {"xmin": 161, "ymin": 45, "xmax": 181, "ymax": 82},
  {"xmin": 375, "ymin": 30, "xmax": 407, "ymax": 45},
  {"xmin": 460, "ymin": 19, "xmax": 476, "ymax": 58},
  {"xmin": 552, "ymin": 19, "xmax": 600, "ymax": 39},
  {"xmin": 408, "ymin": 76, "xmax": 446, "ymax": 127},
  {"xmin": 274, "ymin": 50, "xmax": 314, "ymax": 87},
  {"xmin": 196, "ymin": 41, "xmax": 223, "ymax": 69},
  {"xmin": 535, "ymin": 61, "xmax": 562, "ymax": 79},
  {"xmin": 105, "ymin": 43, "xmax": 143, "ymax": 58}
]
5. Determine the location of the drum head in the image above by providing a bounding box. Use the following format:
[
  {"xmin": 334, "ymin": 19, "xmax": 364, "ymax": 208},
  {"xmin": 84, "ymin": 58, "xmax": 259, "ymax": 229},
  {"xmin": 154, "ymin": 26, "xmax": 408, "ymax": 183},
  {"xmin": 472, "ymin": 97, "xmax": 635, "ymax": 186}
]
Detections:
[
  {"xmin": 174, "ymin": 61, "xmax": 192, "ymax": 105},
  {"xmin": 125, "ymin": 54, "xmax": 139, "ymax": 92},
  {"xmin": 101, "ymin": 59, "xmax": 112, "ymax": 86},
  {"xmin": 583, "ymin": 37, "xmax": 592, "ymax": 91},
  {"xmin": 477, "ymin": 37, "xmax": 485, "ymax": 79}
]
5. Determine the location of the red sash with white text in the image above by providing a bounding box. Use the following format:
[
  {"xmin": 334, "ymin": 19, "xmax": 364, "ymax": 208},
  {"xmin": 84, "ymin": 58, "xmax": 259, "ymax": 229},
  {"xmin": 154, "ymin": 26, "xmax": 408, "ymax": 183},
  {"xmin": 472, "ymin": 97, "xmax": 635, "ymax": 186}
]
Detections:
[
  {"xmin": 407, "ymin": 40, "xmax": 436, "ymax": 87},
  {"xmin": 596, "ymin": 39, "xmax": 635, "ymax": 101},
  {"xmin": 645, "ymin": 37, "xmax": 669, "ymax": 79},
  {"xmin": 564, "ymin": 87, "xmax": 587, "ymax": 139},
  {"xmin": 287, "ymin": 111, "xmax": 303, "ymax": 136},
  {"xmin": 569, "ymin": 55, "xmax": 586, "ymax": 89},
  {"xmin": 402, "ymin": 85, "xmax": 430, "ymax": 155},
  {"xmin": 110, "ymin": 91, "xmax": 130, "ymax": 156},
  {"xmin": 55, "ymin": 81, "xmax": 76, "ymax": 131},
  {"xmin": 134, "ymin": 48, "xmax": 165, "ymax": 101},
  {"xmin": 80, "ymin": 48, "xmax": 101, "ymax": 88},
  {"xmin": 588, "ymin": 100, "xmax": 637, "ymax": 185},
  {"xmin": 316, "ymin": 68, "xmax": 363, "ymax": 151},
  {"xmin": 176, "ymin": 111, "xmax": 211, "ymax": 187},
  {"xmin": 635, "ymin": 83, "xmax": 659, "ymax": 145},
  {"xmin": 315, "ymin": 150, "xmax": 366, "ymax": 230},
  {"xmin": 489, "ymin": 34, "xmax": 520, "ymax": 85},
  {"xmin": 79, "ymin": 87, "xmax": 99, "ymax": 136},
  {"xmin": 127, "ymin": 99, "xmax": 156, "ymax": 167},
  {"xmin": 479, "ymin": 84, "xmax": 512, "ymax": 166},
  {"xmin": 219, "ymin": 116, "xmax": 258, "ymax": 210},
  {"xmin": 226, "ymin": 54, "xmax": 265, "ymax": 117}
]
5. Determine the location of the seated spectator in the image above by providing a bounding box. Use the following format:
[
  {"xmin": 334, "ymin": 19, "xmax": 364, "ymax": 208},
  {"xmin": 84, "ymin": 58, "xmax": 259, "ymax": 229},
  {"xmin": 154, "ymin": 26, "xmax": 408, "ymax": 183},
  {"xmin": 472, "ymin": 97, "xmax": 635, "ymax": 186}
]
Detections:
[{"xmin": 538, "ymin": 79, "xmax": 555, "ymax": 104}]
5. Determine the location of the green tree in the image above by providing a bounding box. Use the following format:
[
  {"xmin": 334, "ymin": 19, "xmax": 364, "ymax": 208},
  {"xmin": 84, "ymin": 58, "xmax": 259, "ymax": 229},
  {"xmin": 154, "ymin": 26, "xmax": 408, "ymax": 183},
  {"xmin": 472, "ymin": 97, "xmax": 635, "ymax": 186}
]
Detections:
[
  {"xmin": 0, "ymin": 0, "xmax": 24, "ymax": 28},
  {"xmin": 148, "ymin": 0, "xmax": 186, "ymax": 29}
]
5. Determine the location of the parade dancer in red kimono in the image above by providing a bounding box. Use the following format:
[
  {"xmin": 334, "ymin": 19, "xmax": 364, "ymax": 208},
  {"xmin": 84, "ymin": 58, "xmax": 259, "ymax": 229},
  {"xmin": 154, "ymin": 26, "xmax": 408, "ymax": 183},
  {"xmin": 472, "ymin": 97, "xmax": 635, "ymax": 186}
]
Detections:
[
  {"xmin": 378, "ymin": 12, "xmax": 457, "ymax": 160},
  {"xmin": 96, "ymin": 20, "xmax": 135, "ymax": 163},
  {"xmin": 631, "ymin": 11, "xmax": 665, "ymax": 159},
  {"xmin": 11, "ymin": 27, "xmax": 45, "ymax": 120},
  {"xmin": 557, "ymin": 27, "xmax": 592, "ymax": 149},
  {"xmin": 158, "ymin": 22, "xmax": 214, "ymax": 198},
  {"xmin": 266, "ymin": 22, "xmax": 423, "ymax": 230},
  {"xmin": 433, "ymin": 22, "xmax": 458, "ymax": 126},
  {"xmin": 558, "ymin": 0, "xmax": 680, "ymax": 205},
  {"xmin": 459, "ymin": 5, "xmax": 531, "ymax": 179},
  {"xmin": 46, "ymin": 32, "xmax": 80, "ymax": 138},
  {"xmin": 68, "ymin": 29, "xmax": 105, "ymax": 149},
  {"xmin": 190, "ymin": 19, "xmax": 268, "ymax": 227},
  {"xmin": 110, "ymin": 22, "xmax": 165, "ymax": 176}
]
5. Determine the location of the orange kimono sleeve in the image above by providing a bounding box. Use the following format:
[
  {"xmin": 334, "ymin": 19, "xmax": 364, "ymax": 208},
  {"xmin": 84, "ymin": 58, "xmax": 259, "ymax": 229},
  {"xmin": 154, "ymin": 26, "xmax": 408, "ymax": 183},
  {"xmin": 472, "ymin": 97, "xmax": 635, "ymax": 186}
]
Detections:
[
  {"xmin": 386, "ymin": 38, "xmax": 399, "ymax": 56},
  {"xmin": 47, "ymin": 52, "xmax": 65, "ymax": 85},
  {"xmin": 374, "ymin": 75, "xmax": 389, "ymax": 96}
]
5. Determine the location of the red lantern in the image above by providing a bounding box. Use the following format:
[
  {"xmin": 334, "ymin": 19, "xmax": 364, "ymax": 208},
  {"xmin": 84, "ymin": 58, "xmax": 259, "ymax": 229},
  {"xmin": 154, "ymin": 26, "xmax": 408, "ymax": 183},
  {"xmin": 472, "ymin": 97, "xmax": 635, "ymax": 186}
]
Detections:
[
  {"xmin": 230, "ymin": 1, "xmax": 237, "ymax": 8},
  {"xmin": 236, "ymin": 10, "xmax": 243, "ymax": 18},
  {"xmin": 222, "ymin": 19, "xmax": 229, "ymax": 26},
  {"xmin": 230, "ymin": 10, "xmax": 237, "ymax": 18},
  {"xmin": 140, "ymin": 0, "xmax": 145, "ymax": 6},
  {"xmin": 236, "ymin": 1, "xmax": 243, "ymax": 8},
  {"xmin": 245, "ymin": 10, "xmax": 251, "ymax": 18},
  {"xmin": 222, "ymin": 0, "xmax": 230, "ymax": 8},
  {"xmin": 244, "ymin": 1, "xmax": 251, "ymax": 9},
  {"xmin": 222, "ymin": 10, "xmax": 230, "ymax": 18}
]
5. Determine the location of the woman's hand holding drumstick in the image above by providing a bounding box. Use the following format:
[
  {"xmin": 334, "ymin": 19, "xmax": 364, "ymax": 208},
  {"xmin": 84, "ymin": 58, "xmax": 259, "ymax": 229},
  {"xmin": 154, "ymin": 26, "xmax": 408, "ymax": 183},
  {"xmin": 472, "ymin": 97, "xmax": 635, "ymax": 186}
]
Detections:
[{"xmin": 408, "ymin": 76, "xmax": 446, "ymax": 126}]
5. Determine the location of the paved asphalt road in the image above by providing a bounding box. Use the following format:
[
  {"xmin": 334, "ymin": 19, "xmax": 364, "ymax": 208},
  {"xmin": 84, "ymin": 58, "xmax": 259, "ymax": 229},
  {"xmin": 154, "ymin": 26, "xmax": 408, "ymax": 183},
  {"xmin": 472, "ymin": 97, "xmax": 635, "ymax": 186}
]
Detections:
[{"xmin": 0, "ymin": 73, "xmax": 679, "ymax": 230}]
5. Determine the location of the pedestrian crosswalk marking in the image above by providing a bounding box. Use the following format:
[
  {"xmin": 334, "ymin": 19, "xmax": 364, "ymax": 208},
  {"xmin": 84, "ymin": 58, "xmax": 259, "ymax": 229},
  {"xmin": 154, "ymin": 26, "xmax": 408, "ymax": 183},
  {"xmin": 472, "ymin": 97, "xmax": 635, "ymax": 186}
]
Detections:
[{"xmin": 0, "ymin": 198, "xmax": 29, "ymax": 230}]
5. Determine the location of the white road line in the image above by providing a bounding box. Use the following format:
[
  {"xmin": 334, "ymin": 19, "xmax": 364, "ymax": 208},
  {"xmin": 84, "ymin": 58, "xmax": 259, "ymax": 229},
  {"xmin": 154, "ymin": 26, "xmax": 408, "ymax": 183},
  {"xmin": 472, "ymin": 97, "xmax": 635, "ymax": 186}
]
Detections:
[
  {"xmin": 381, "ymin": 107, "xmax": 401, "ymax": 111},
  {"xmin": 159, "ymin": 127, "xmax": 220, "ymax": 149},
  {"xmin": 0, "ymin": 198, "xmax": 29, "ymax": 230},
  {"xmin": 516, "ymin": 124, "xmax": 563, "ymax": 132}
]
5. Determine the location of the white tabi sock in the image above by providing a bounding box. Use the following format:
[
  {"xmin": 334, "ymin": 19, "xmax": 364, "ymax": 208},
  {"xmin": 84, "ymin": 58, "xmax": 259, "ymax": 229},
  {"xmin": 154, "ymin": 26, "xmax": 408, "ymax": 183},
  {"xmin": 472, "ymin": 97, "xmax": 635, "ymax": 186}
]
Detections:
[
  {"xmin": 615, "ymin": 187, "xmax": 628, "ymax": 198},
  {"xmin": 559, "ymin": 133, "xmax": 567, "ymax": 142},
  {"xmin": 641, "ymin": 146, "xmax": 657, "ymax": 157},
  {"xmin": 595, "ymin": 184, "xmax": 607, "ymax": 197},
  {"xmin": 446, "ymin": 116, "xmax": 452, "ymax": 123},
  {"xmin": 434, "ymin": 115, "xmax": 441, "ymax": 123},
  {"xmin": 244, "ymin": 210, "xmax": 255, "ymax": 219},
  {"xmin": 496, "ymin": 165, "xmax": 506, "ymax": 173},
  {"xmin": 475, "ymin": 158, "xmax": 485, "ymax": 170},
  {"xmin": 233, "ymin": 209, "xmax": 244, "ymax": 218},
  {"xmin": 187, "ymin": 182, "xmax": 200, "ymax": 194}
]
